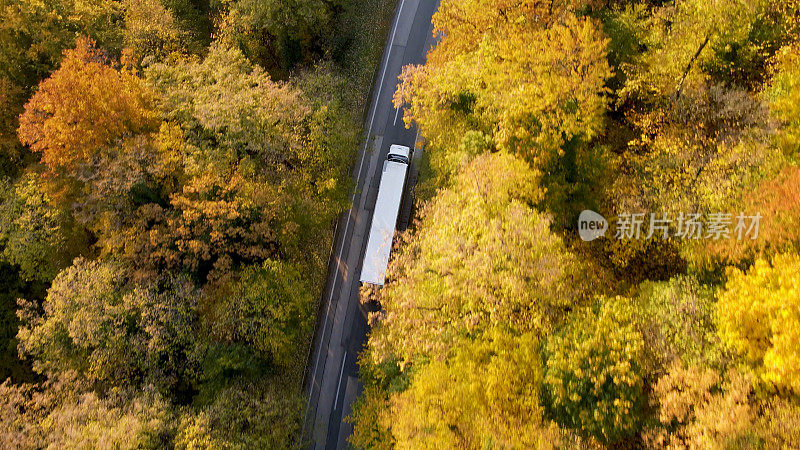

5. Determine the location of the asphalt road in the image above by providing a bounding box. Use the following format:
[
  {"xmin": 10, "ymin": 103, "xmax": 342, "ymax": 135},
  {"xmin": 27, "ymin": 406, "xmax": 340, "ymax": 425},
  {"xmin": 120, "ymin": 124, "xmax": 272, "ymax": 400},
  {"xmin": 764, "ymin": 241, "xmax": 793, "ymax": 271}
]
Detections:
[{"xmin": 302, "ymin": 0, "xmax": 440, "ymax": 448}]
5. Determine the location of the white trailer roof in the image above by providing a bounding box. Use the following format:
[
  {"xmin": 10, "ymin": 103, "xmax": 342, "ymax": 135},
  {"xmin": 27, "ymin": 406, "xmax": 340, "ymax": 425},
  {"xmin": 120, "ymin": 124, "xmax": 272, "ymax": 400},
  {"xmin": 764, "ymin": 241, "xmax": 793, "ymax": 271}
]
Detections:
[{"xmin": 360, "ymin": 158, "xmax": 409, "ymax": 286}]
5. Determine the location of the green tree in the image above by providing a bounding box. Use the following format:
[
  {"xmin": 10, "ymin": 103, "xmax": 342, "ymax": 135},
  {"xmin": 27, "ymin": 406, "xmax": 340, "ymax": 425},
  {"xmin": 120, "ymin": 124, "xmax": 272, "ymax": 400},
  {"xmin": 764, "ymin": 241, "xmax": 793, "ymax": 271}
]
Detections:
[
  {"xmin": 766, "ymin": 43, "xmax": 800, "ymax": 158},
  {"xmin": 544, "ymin": 296, "xmax": 646, "ymax": 444},
  {"xmin": 0, "ymin": 0, "xmax": 123, "ymax": 90},
  {"xmin": 0, "ymin": 376, "xmax": 174, "ymax": 449},
  {"xmin": 0, "ymin": 78, "xmax": 24, "ymax": 174},
  {"xmin": 0, "ymin": 173, "xmax": 86, "ymax": 282},
  {"xmin": 138, "ymin": 43, "xmax": 352, "ymax": 278},
  {"xmin": 215, "ymin": 0, "xmax": 345, "ymax": 74},
  {"xmin": 175, "ymin": 378, "xmax": 303, "ymax": 449},
  {"xmin": 146, "ymin": 43, "xmax": 327, "ymax": 178},
  {"xmin": 636, "ymin": 275, "xmax": 721, "ymax": 374},
  {"xmin": 17, "ymin": 258, "xmax": 200, "ymax": 390},
  {"xmin": 203, "ymin": 260, "xmax": 312, "ymax": 368},
  {"xmin": 43, "ymin": 387, "xmax": 174, "ymax": 448},
  {"xmin": 123, "ymin": 0, "xmax": 191, "ymax": 65},
  {"xmin": 146, "ymin": 42, "xmax": 353, "ymax": 205}
]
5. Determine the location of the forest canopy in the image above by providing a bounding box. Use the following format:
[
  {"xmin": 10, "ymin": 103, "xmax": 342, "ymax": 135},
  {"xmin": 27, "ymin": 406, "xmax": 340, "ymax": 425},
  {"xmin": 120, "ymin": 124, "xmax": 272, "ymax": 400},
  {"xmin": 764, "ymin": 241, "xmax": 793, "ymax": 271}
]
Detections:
[
  {"xmin": 0, "ymin": 0, "xmax": 395, "ymax": 447},
  {"xmin": 350, "ymin": 0, "xmax": 800, "ymax": 448},
  {"xmin": 2, "ymin": 0, "xmax": 800, "ymax": 448}
]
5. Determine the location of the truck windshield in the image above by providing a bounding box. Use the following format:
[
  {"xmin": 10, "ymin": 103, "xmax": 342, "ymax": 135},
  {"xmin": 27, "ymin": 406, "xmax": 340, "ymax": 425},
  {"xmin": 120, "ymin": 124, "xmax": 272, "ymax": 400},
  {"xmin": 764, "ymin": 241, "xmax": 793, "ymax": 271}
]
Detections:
[{"xmin": 387, "ymin": 154, "xmax": 409, "ymax": 165}]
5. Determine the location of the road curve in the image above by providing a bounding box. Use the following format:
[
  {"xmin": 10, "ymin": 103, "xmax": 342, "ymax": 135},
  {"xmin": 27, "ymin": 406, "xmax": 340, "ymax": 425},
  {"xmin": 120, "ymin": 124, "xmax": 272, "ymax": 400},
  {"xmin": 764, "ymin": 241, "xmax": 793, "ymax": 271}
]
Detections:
[{"xmin": 302, "ymin": 0, "xmax": 440, "ymax": 448}]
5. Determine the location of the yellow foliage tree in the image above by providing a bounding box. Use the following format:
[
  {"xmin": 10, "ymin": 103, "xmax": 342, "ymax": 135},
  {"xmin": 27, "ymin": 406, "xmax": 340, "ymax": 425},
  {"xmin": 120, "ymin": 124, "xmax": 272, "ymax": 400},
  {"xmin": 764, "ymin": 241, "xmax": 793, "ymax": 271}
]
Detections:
[
  {"xmin": 387, "ymin": 330, "xmax": 560, "ymax": 449},
  {"xmin": 368, "ymin": 152, "xmax": 585, "ymax": 364},
  {"xmin": 619, "ymin": 0, "xmax": 772, "ymax": 99},
  {"xmin": 716, "ymin": 253, "xmax": 800, "ymax": 394},
  {"xmin": 611, "ymin": 0, "xmax": 793, "ymax": 218},
  {"xmin": 766, "ymin": 43, "xmax": 800, "ymax": 158},
  {"xmin": 395, "ymin": 0, "xmax": 611, "ymax": 174}
]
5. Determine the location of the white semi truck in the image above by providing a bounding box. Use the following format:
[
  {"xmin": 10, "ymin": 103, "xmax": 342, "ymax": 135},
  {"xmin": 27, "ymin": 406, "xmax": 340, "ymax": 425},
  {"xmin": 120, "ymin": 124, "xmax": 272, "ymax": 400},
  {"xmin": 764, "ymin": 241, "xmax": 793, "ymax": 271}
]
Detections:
[{"xmin": 359, "ymin": 144, "xmax": 411, "ymax": 286}]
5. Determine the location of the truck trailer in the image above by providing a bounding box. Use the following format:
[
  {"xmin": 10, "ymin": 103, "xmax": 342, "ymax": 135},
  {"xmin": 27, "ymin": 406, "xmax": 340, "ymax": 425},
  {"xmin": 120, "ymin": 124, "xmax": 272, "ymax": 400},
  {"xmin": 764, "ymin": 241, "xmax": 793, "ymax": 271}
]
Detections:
[{"xmin": 359, "ymin": 145, "xmax": 411, "ymax": 286}]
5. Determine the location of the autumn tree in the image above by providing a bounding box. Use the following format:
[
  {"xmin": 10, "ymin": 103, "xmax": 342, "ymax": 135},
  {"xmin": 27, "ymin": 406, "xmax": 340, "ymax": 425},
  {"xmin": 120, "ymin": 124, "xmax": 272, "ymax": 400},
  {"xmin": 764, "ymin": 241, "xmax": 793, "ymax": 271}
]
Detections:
[
  {"xmin": 347, "ymin": 386, "xmax": 395, "ymax": 449},
  {"xmin": 544, "ymin": 295, "xmax": 646, "ymax": 444},
  {"xmin": 395, "ymin": 0, "xmax": 611, "ymax": 179},
  {"xmin": 612, "ymin": 82, "xmax": 779, "ymax": 216},
  {"xmin": 646, "ymin": 363, "xmax": 800, "ymax": 448},
  {"xmin": 646, "ymin": 364, "xmax": 757, "ymax": 448},
  {"xmin": 18, "ymin": 38, "xmax": 160, "ymax": 171},
  {"xmin": 716, "ymin": 253, "xmax": 800, "ymax": 394},
  {"xmin": 0, "ymin": 263, "xmax": 44, "ymax": 383},
  {"xmin": 13, "ymin": 40, "xmax": 189, "ymax": 274},
  {"xmin": 696, "ymin": 165, "xmax": 800, "ymax": 267},
  {"xmin": 353, "ymin": 150, "xmax": 596, "ymax": 447},
  {"xmin": 609, "ymin": 0, "xmax": 795, "ymax": 217},
  {"xmin": 430, "ymin": 0, "xmax": 597, "ymax": 53},
  {"xmin": 353, "ymin": 1, "xmax": 800, "ymax": 447},
  {"xmin": 0, "ymin": 379, "xmax": 46, "ymax": 448},
  {"xmin": 71, "ymin": 125, "xmax": 183, "ymax": 247},
  {"xmin": 368, "ymin": 152, "xmax": 584, "ymax": 364},
  {"xmin": 618, "ymin": 0, "xmax": 776, "ymax": 98},
  {"xmin": 123, "ymin": 173, "xmax": 282, "ymax": 281},
  {"xmin": 1, "ymin": 0, "xmax": 402, "ymax": 447},
  {"xmin": 752, "ymin": 397, "xmax": 800, "ymax": 447},
  {"xmin": 387, "ymin": 330, "xmax": 560, "ymax": 449}
]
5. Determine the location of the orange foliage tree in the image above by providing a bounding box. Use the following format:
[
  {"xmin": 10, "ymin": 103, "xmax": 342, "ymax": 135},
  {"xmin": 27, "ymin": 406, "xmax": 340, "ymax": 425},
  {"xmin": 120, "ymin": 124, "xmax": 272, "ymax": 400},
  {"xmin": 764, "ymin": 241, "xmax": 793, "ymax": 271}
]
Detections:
[{"xmin": 18, "ymin": 37, "xmax": 160, "ymax": 171}]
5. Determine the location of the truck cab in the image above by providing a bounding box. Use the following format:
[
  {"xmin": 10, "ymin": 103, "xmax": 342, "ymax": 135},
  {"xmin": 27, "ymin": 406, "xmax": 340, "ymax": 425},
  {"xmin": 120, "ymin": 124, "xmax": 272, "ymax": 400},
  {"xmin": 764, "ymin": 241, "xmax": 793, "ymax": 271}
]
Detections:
[{"xmin": 386, "ymin": 145, "xmax": 410, "ymax": 165}]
